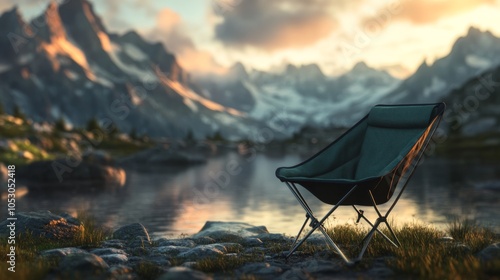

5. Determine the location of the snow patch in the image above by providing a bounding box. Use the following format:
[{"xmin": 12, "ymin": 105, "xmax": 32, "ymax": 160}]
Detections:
[
  {"xmin": 123, "ymin": 44, "xmax": 148, "ymax": 61},
  {"xmin": 108, "ymin": 43, "xmax": 156, "ymax": 83},
  {"xmin": 465, "ymin": 55, "xmax": 493, "ymax": 69},
  {"xmin": 423, "ymin": 77, "xmax": 447, "ymax": 97}
]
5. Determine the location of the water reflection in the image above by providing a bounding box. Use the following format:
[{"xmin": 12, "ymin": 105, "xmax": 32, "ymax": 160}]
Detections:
[{"xmin": 4, "ymin": 152, "xmax": 499, "ymax": 237}]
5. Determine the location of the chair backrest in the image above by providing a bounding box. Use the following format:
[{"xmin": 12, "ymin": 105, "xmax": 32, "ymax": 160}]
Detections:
[{"xmin": 355, "ymin": 104, "xmax": 442, "ymax": 180}]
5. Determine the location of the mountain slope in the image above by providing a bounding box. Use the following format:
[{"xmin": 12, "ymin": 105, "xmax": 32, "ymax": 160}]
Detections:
[
  {"xmin": 384, "ymin": 27, "xmax": 500, "ymax": 104},
  {"xmin": 0, "ymin": 1, "xmax": 261, "ymax": 140}
]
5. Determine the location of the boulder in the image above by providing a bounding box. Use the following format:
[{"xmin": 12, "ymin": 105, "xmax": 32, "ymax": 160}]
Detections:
[
  {"xmin": 0, "ymin": 211, "xmax": 83, "ymax": 240},
  {"xmin": 58, "ymin": 253, "xmax": 109, "ymax": 278},
  {"xmin": 477, "ymin": 243, "xmax": 500, "ymax": 262},
  {"xmin": 41, "ymin": 247, "xmax": 88, "ymax": 258},
  {"xmin": 158, "ymin": 266, "xmax": 212, "ymax": 280},
  {"xmin": 177, "ymin": 244, "xmax": 226, "ymax": 259},
  {"xmin": 17, "ymin": 159, "xmax": 126, "ymax": 189},
  {"xmin": 113, "ymin": 223, "xmax": 151, "ymax": 245},
  {"xmin": 193, "ymin": 221, "xmax": 269, "ymax": 239}
]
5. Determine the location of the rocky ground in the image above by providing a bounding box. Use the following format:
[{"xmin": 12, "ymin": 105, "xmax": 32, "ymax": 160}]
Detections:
[{"xmin": 1, "ymin": 211, "xmax": 500, "ymax": 279}]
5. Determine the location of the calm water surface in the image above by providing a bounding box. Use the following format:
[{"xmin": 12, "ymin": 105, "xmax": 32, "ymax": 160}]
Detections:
[{"xmin": 6, "ymin": 151, "xmax": 500, "ymax": 237}]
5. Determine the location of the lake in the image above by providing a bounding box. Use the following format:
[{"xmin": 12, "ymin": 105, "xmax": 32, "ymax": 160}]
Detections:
[{"xmin": 6, "ymin": 150, "xmax": 500, "ymax": 238}]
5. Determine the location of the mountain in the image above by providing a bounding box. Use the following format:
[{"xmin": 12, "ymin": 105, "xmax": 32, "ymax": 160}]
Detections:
[
  {"xmin": 194, "ymin": 61, "xmax": 401, "ymax": 128},
  {"xmin": 442, "ymin": 65, "xmax": 500, "ymax": 138},
  {"xmin": 1, "ymin": 1, "xmax": 499, "ymax": 141},
  {"xmin": 384, "ymin": 27, "xmax": 500, "ymax": 104},
  {"xmin": 0, "ymin": 1, "xmax": 263, "ymax": 140}
]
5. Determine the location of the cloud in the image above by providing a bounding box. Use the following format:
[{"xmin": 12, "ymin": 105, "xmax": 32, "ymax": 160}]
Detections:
[
  {"xmin": 213, "ymin": 0, "xmax": 342, "ymax": 51},
  {"xmin": 391, "ymin": 0, "xmax": 495, "ymax": 24},
  {"xmin": 146, "ymin": 8, "xmax": 226, "ymax": 74}
]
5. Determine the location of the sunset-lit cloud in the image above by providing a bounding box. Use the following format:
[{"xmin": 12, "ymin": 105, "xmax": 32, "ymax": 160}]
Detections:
[
  {"xmin": 393, "ymin": 0, "xmax": 495, "ymax": 24},
  {"xmin": 3, "ymin": 0, "xmax": 500, "ymax": 78},
  {"xmin": 213, "ymin": 0, "xmax": 348, "ymax": 51},
  {"xmin": 146, "ymin": 8, "xmax": 226, "ymax": 75}
]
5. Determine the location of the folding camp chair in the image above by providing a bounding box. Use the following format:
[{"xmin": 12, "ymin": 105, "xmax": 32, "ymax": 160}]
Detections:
[{"xmin": 275, "ymin": 103, "xmax": 445, "ymax": 265}]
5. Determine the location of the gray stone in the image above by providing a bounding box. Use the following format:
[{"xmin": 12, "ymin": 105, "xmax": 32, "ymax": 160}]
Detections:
[
  {"xmin": 102, "ymin": 239, "xmax": 126, "ymax": 249},
  {"xmin": 0, "ymin": 211, "xmax": 83, "ymax": 240},
  {"xmin": 244, "ymin": 247, "xmax": 267, "ymax": 254},
  {"xmin": 146, "ymin": 255, "xmax": 172, "ymax": 266},
  {"xmin": 219, "ymin": 242, "xmax": 244, "ymax": 253},
  {"xmin": 129, "ymin": 236, "xmax": 153, "ymax": 248},
  {"xmin": 113, "ymin": 223, "xmax": 151, "ymax": 244},
  {"xmin": 178, "ymin": 244, "xmax": 226, "ymax": 259},
  {"xmin": 279, "ymin": 268, "xmax": 309, "ymax": 280},
  {"xmin": 256, "ymin": 233, "xmax": 291, "ymax": 243},
  {"xmin": 90, "ymin": 248, "xmax": 127, "ymax": 256},
  {"xmin": 299, "ymin": 260, "xmax": 342, "ymax": 274},
  {"xmin": 478, "ymin": 243, "xmax": 500, "ymax": 262},
  {"xmin": 17, "ymin": 160, "xmax": 126, "ymax": 188},
  {"xmin": 58, "ymin": 253, "xmax": 109, "ymax": 278},
  {"xmin": 41, "ymin": 247, "xmax": 88, "ymax": 258},
  {"xmin": 192, "ymin": 236, "xmax": 216, "ymax": 245},
  {"xmin": 158, "ymin": 266, "xmax": 212, "ymax": 280},
  {"xmin": 154, "ymin": 245, "xmax": 191, "ymax": 256},
  {"xmin": 243, "ymin": 237, "xmax": 264, "ymax": 246},
  {"xmin": 155, "ymin": 238, "xmax": 196, "ymax": 248},
  {"xmin": 101, "ymin": 254, "xmax": 129, "ymax": 265},
  {"xmin": 108, "ymin": 265, "xmax": 134, "ymax": 280},
  {"xmin": 193, "ymin": 221, "xmax": 268, "ymax": 239},
  {"xmin": 240, "ymin": 262, "xmax": 283, "ymax": 275}
]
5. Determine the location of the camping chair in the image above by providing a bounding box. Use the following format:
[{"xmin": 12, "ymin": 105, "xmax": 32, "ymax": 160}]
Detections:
[{"xmin": 275, "ymin": 103, "xmax": 445, "ymax": 265}]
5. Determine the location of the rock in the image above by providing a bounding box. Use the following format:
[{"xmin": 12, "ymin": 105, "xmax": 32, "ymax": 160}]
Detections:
[
  {"xmin": 109, "ymin": 265, "xmax": 134, "ymax": 279},
  {"xmin": 477, "ymin": 243, "xmax": 500, "ymax": 262},
  {"xmin": 192, "ymin": 236, "xmax": 216, "ymax": 245},
  {"xmin": 0, "ymin": 211, "xmax": 83, "ymax": 239},
  {"xmin": 256, "ymin": 233, "xmax": 291, "ymax": 243},
  {"xmin": 240, "ymin": 262, "xmax": 283, "ymax": 275},
  {"xmin": 158, "ymin": 266, "xmax": 212, "ymax": 280},
  {"xmin": 82, "ymin": 149, "xmax": 113, "ymax": 165},
  {"xmin": 193, "ymin": 221, "xmax": 269, "ymax": 239},
  {"xmin": 145, "ymin": 255, "xmax": 172, "ymax": 266},
  {"xmin": 244, "ymin": 247, "xmax": 267, "ymax": 255},
  {"xmin": 299, "ymin": 260, "xmax": 342, "ymax": 274},
  {"xmin": 90, "ymin": 248, "xmax": 127, "ymax": 256},
  {"xmin": 101, "ymin": 254, "xmax": 129, "ymax": 265},
  {"xmin": 243, "ymin": 237, "xmax": 264, "ymax": 246},
  {"xmin": 178, "ymin": 244, "xmax": 226, "ymax": 259},
  {"xmin": 154, "ymin": 245, "xmax": 191, "ymax": 256},
  {"xmin": 17, "ymin": 159, "xmax": 126, "ymax": 189},
  {"xmin": 58, "ymin": 253, "xmax": 109, "ymax": 278},
  {"xmin": 41, "ymin": 247, "xmax": 88, "ymax": 258},
  {"xmin": 156, "ymin": 238, "xmax": 196, "ymax": 248},
  {"xmin": 113, "ymin": 223, "xmax": 151, "ymax": 244},
  {"xmin": 101, "ymin": 239, "xmax": 126, "ymax": 249}
]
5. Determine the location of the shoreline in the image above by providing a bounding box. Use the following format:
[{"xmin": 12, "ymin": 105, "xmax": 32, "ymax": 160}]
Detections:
[{"xmin": 0, "ymin": 211, "xmax": 499, "ymax": 279}]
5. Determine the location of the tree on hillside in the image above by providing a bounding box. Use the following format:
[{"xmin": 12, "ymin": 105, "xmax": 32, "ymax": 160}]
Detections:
[
  {"xmin": 54, "ymin": 117, "xmax": 67, "ymax": 132},
  {"xmin": 13, "ymin": 105, "xmax": 26, "ymax": 122},
  {"xmin": 86, "ymin": 117, "xmax": 101, "ymax": 132}
]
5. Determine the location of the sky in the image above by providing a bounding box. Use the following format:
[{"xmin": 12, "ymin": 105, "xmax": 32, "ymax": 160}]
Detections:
[{"xmin": 2, "ymin": 0, "xmax": 500, "ymax": 78}]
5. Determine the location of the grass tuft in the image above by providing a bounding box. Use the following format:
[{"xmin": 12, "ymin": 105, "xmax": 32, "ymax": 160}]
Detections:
[{"xmin": 0, "ymin": 212, "xmax": 111, "ymax": 280}]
